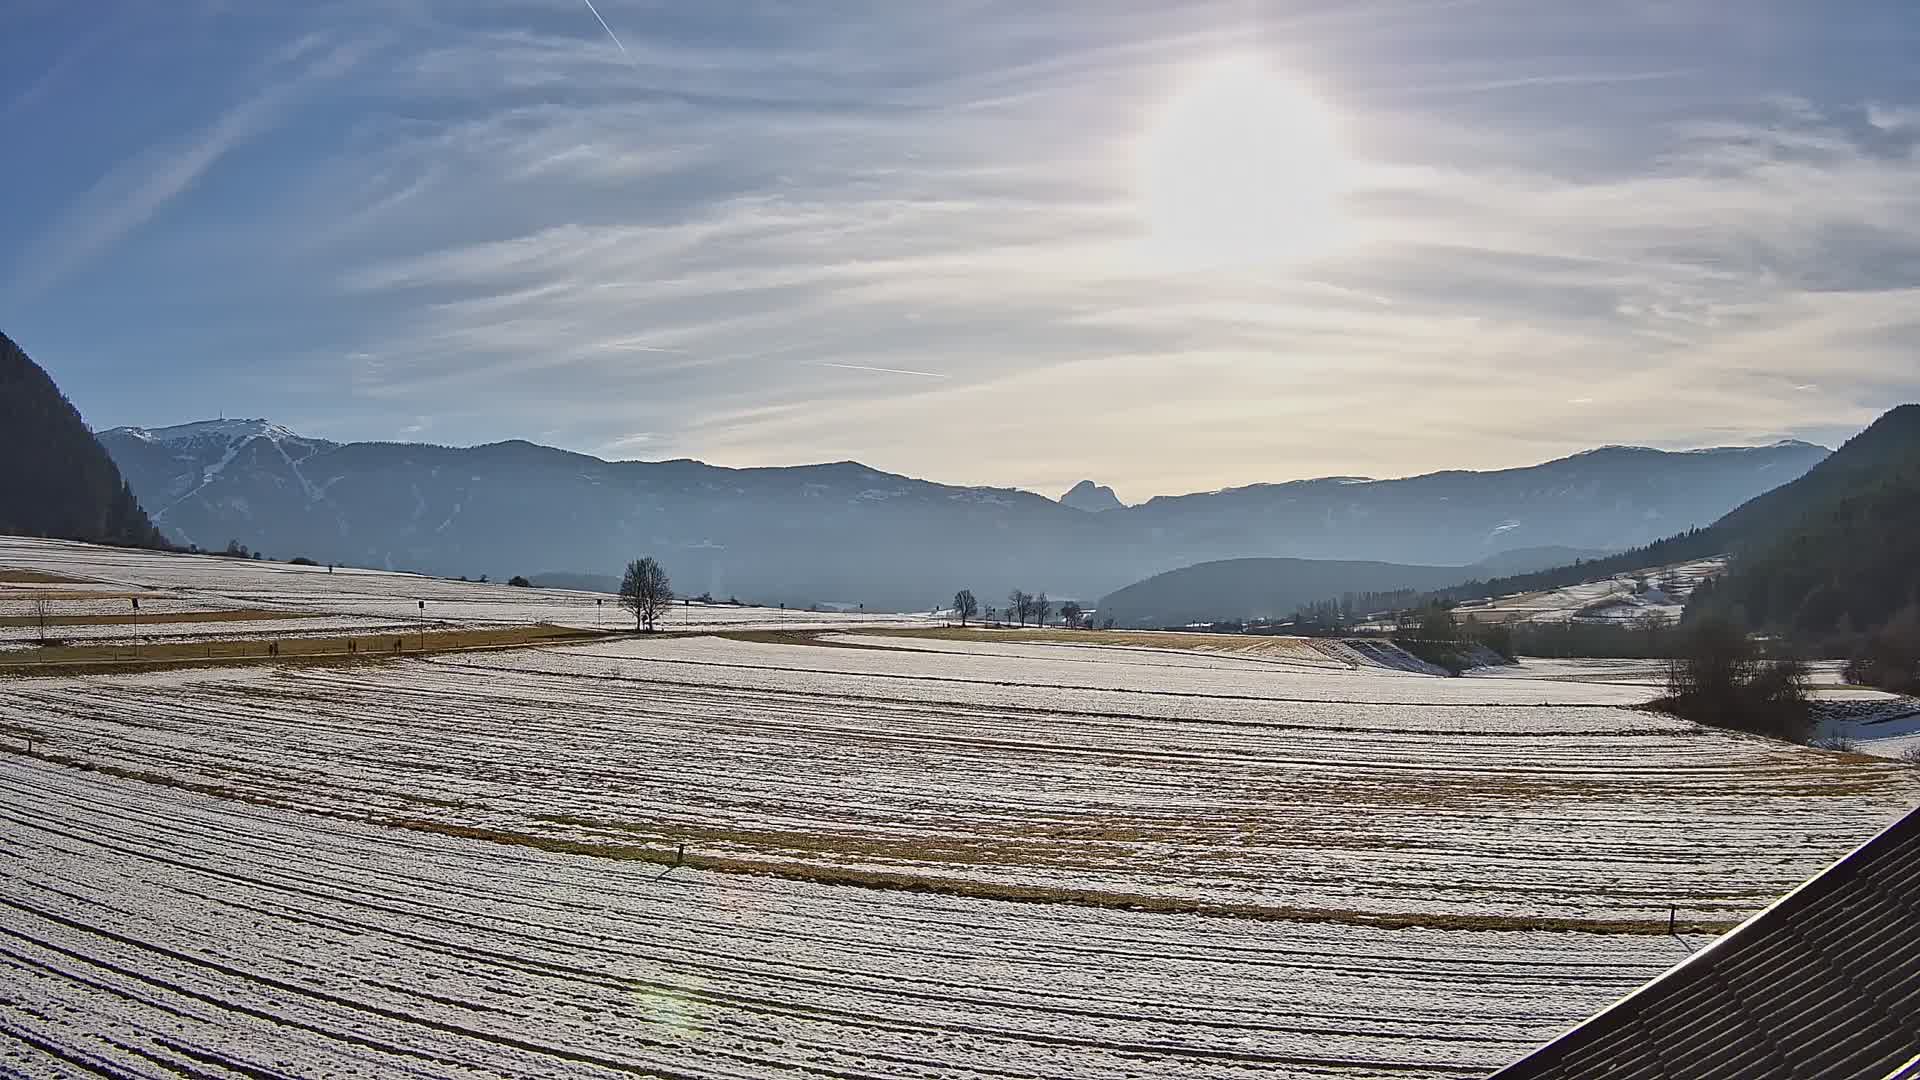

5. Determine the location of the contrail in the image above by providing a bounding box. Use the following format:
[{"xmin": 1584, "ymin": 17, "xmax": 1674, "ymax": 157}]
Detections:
[
  {"xmin": 579, "ymin": 0, "xmax": 629, "ymax": 56},
  {"xmin": 816, "ymin": 362, "xmax": 948, "ymax": 379}
]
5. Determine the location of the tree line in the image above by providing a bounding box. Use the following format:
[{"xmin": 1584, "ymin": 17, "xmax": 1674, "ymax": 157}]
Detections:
[{"xmin": 948, "ymin": 588, "xmax": 1092, "ymax": 629}]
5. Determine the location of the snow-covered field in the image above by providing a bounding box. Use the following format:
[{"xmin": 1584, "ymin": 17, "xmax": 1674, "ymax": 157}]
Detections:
[
  {"xmin": 0, "ymin": 537, "xmax": 929, "ymax": 649},
  {"xmin": 1458, "ymin": 557, "xmax": 1726, "ymax": 625},
  {"xmin": 4, "ymin": 538, "xmax": 1918, "ymax": 1077},
  {"xmin": 2, "ymin": 758, "xmax": 1688, "ymax": 1079},
  {"xmin": 1473, "ymin": 657, "xmax": 1920, "ymax": 759}
]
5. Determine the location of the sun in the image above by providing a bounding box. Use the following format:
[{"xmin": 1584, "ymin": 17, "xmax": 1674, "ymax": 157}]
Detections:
[{"xmin": 1135, "ymin": 57, "xmax": 1349, "ymax": 269}]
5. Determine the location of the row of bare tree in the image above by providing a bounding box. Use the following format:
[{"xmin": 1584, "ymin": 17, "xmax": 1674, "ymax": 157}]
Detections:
[{"xmin": 949, "ymin": 589, "xmax": 1086, "ymax": 628}]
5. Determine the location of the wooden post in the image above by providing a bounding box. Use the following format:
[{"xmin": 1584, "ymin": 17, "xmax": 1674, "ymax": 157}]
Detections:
[{"xmin": 1669, "ymin": 904, "xmax": 1676, "ymax": 934}]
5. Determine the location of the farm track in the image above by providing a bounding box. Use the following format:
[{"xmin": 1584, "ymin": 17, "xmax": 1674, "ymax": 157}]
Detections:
[{"xmin": 0, "ymin": 759, "xmax": 1679, "ymax": 1079}]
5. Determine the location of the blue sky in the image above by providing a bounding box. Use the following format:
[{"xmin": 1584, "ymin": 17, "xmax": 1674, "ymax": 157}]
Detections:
[{"xmin": 6, "ymin": 0, "xmax": 1920, "ymax": 499}]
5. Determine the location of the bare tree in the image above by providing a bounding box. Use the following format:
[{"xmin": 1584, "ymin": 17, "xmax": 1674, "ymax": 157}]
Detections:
[
  {"xmin": 953, "ymin": 589, "xmax": 978, "ymax": 626},
  {"xmin": 619, "ymin": 557, "xmax": 674, "ymax": 632},
  {"xmin": 1060, "ymin": 600, "xmax": 1084, "ymax": 629},
  {"xmin": 1032, "ymin": 592, "xmax": 1052, "ymax": 627},
  {"xmin": 31, "ymin": 598, "xmax": 51, "ymax": 643},
  {"xmin": 1008, "ymin": 590, "xmax": 1029, "ymax": 626}
]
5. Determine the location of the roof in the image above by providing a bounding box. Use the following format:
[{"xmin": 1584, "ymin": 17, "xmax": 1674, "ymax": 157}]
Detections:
[{"xmin": 1490, "ymin": 804, "xmax": 1920, "ymax": 1080}]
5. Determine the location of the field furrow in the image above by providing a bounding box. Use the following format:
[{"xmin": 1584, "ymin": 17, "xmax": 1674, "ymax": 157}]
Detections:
[{"xmin": 0, "ymin": 760, "xmax": 1679, "ymax": 1079}]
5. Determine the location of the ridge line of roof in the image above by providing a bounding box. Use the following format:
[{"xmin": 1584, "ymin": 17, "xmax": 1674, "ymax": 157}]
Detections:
[{"xmin": 1489, "ymin": 801, "xmax": 1920, "ymax": 1077}]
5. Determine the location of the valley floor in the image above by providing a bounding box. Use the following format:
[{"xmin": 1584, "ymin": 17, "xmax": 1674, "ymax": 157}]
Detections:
[{"xmin": 2, "ymin": 537, "xmax": 1916, "ymax": 1078}]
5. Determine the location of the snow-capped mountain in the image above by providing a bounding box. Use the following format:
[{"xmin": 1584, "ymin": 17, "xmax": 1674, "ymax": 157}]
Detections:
[
  {"xmin": 97, "ymin": 421, "xmax": 1829, "ymax": 609},
  {"xmin": 105, "ymin": 420, "xmax": 338, "ymax": 510}
]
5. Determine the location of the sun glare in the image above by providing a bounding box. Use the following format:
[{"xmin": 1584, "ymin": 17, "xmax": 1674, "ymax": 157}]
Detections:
[{"xmin": 1136, "ymin": 57, "xmax": 1349, "ymax": 269}]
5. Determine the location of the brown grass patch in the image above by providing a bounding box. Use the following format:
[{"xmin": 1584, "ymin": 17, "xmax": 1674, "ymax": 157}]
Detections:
[
  {"xmin": 0, "ymin": 589, "xmax": 155, "ymax": 601},
  {"xmin": 717, "ymin": 629, "xmax": 907, "ymax": 650},
  {"xmin": 390, "ymin": 817, "xmax": 1741, "ymax": 935},
  {"xmin": 0, "ymin": 608, "xmax": 327, "ymax": 628},
  {"xmin": 0, "ymin": 623, "xmax": 599, "ymax": 675},
  {"xmin": 850, "ymin": 626, "xmax": 1339, "ymax": 663},
  {"xmin": 0, "ymin": 569, "xmax": 90, "ymax": 584}
]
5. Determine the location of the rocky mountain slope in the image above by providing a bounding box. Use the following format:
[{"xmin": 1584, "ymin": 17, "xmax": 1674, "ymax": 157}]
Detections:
[
  {"xmin": 1059, "ymin": 480, "xmax": 1124, "ymax": 513},
  {"xmin": 98, "ymin": 420, "xmax": 1827, "ymax": 610}
]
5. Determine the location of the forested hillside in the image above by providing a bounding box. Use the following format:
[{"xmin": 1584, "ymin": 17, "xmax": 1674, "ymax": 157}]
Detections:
[
  {"xmin": 1430, "ymin": 530, "xmax": 1723, "ymax": 606},
  {"xmin": 0, "ymin": 333, "xmax": 166, "ymax": 549},
  {"xmin": 1422, "ymin": 404, "xmax": 1919, "ymax": 686},
  {"xmin": 1094, "ymin": 554, "xmax": 1573, "ymax": 628},
  {"xmin": 1695, "ymin": 405, "xmax": 1920, "ymax": 639},
  {"xmin": 1437, "ymin": 405, "xmax": 1918, "ymax": 627}
]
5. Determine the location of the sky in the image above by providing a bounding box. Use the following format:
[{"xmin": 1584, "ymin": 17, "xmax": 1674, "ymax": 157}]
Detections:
[{"xmin": 5, "ymin": 0, "xmax": 1920, "ymax": 501}]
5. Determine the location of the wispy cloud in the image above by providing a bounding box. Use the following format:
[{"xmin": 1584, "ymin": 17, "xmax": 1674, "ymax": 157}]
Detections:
[
  {"xmin": 10, "ymin": 0, "xmax": 1920, "ymax": 494},
  {"xmin": 7, "ymin": 34, "xmax": 370, "ymax": 299}
]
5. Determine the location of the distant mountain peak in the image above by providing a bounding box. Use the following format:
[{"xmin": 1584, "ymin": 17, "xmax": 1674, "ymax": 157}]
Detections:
[
  {"xmin": 1680, "ymin": 438, "xmax": 1831, "ymax": 455},
  {"xmin": 1060, "ymin": 480, "xmax": 1123, "ymax": 512},
  {"xmin": 109, "ymin": 418, "xmax": 313, "ymax": 446},
  {"xmin": 1573, "ymin": 439, "xmax": 1832, "ymax": 458}
]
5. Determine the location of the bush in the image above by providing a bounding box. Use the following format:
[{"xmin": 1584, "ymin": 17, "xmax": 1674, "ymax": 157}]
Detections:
[
  {"xmin": 1471, "ymin": 622, "xmax": 1516, "ymax": 661},
  {"xmin": 1654, "ymin": 615, "xmax": 1812, "ymax": 741},
  {"xmin": 1392, "ymin": 638, "xmax": 1472, "ymax": 674},
  {"xmin": 507, "ymin": 575, "xmax": 532, "ymax": 588},
  {"xmin": 1843, "ymin": 605, "xmax": 1920, "ymax": 694},
  {"xmin": 288, "ymin": 556, "xmax": 318, "ymax": 566}
]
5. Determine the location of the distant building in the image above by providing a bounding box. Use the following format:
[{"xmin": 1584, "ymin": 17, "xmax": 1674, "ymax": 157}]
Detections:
[{"xmin": 1492, "ymin": 805, "xmax": 1920, "ymax": 1079}]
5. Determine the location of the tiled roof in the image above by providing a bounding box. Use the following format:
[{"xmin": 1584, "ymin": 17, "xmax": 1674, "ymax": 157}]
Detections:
[{"xmin": 1490, "ymin": 805, "xmax": 1920, "ymax": 1080}]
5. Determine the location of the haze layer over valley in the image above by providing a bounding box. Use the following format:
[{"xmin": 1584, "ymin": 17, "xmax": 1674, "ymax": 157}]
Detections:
[{"xmin": 101, "ymin": 418, "xmax": 1825, "ymax": 611}]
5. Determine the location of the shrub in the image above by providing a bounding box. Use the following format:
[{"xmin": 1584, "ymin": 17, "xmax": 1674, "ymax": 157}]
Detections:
[
  {"xmin": 1654, "ymin": 615, "xmax": 1812, "ymax": 741},
  {"xmin": 1472, "ymin": 622, "xmax": 1516, "ymax": 661},
  {"xmin": 288, "ymin": 556, "xmax": 318, "ymax": 566},
  {"xmin": 507, "ymin": 575, "xmax": 532, "ymax": 588},
  {"xmin": 1843, "ymin": 605, "xmax": 1920, "ymax": 694}
]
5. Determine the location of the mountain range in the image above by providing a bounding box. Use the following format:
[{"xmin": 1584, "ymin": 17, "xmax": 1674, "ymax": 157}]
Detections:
[{"xmin": 96, "ymin": 418, "xmax": 1829, "ymax": 610}]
